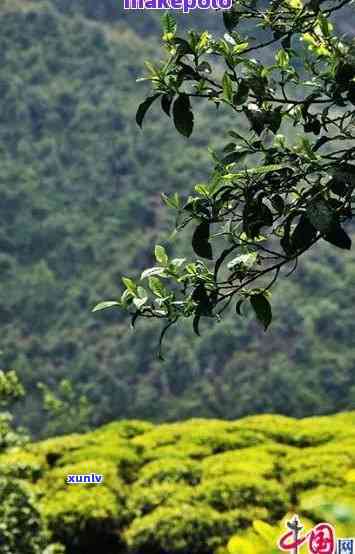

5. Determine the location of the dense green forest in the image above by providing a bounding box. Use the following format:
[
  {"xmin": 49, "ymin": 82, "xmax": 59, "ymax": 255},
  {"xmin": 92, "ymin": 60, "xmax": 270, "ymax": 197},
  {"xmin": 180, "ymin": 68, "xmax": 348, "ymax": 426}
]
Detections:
[
  {"xmin": 0, "ymin": 0, "xmax": 354, "ymax": 438},
  {"xmin": 2, "ymin": 411, "xmax": 355, "ymax": 553}
]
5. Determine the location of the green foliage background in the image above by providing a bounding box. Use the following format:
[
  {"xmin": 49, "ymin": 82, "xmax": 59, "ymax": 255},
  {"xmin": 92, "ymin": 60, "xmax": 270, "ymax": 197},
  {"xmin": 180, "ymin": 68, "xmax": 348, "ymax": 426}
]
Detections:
[{"xmin": 0, "ymin": 0, "xmax": 353, "ymax": 437}]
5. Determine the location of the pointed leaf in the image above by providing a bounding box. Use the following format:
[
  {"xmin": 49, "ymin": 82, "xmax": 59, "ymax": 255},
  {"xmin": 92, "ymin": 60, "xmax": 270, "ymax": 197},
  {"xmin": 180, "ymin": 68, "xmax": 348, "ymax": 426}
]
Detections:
[
  {"xmin": 122, "ymin": 277, "xmax": 137, "ymax": 293},
  {"xmin": 192, "ymin": 222, "xmax": 213, "ymax": 259},
  {"xmin": 161, "ymin": 12, "xmax": 177, "ymax": 34},
  {"xmin": 222, "ymin": 72, "xmax": 233, "ymax": 102},
  {"xmin": 136, "ymin": 94, "xmax": 161, "ymax": 128},
  {"xmin": 324, "ymin": 225, "xmax": 352, "ymax": 250},
  {"xmin": 92, "ymin": 301, "xmax": 120, "ymax": 313},
  {"xmin": 161, "ymin": 94, "xmax": 173, "ymax": 117},
  {"xmin": 133, "ymin": 297, "xmax": 148, "ymax": 309},
  {"xmin": 223, "ymin": 163, "xmax": 288, "ymax": 181},
  {"xmin": 148, "ymin": 276, "xmax": 169, "ymax": 298},
  {"xmin": 141, "ymin": 267, "xmax": 167, "ymax": 280},
  {"xmin": 155, "ymin": 245, "xmax": 169, "ymax": 265},
  {"xmin": 250, "ymin": 294, "xmax": 272, "ymax": 330},
  {"xmin": 222, "ymin": 150, "xmax": 248, "ymax": 166},
  {"xmin": 291, "ymin": 214, "xmax": 317, "ymax": 252},
  {"xmin": 233, "ymin": 80, "xmax": 249, "ymax": 106},
  {"xmin": 173, "ymin": 94, "xmax": 194, "ymax": 137},
  {"xmin": 228, "ymin": 252, "xmax": 257, "ymax": 270}
]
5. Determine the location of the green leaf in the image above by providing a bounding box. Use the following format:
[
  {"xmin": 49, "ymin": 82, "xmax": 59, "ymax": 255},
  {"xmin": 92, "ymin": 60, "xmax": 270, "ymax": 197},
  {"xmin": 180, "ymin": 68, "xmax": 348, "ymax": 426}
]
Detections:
[
  {"xmin": 192, "ymin": 222, "xmax": 213, "ymax": 260},
  {"xmin": 304, "ymin": 118, "xmax": 321, "ymax": 135},
  {"xmin": 155, "ymin": 245, "xmax": 169, "ymax": 265},
  {"xmin": 161, "ymin": 12, "xmax": 177, "ymax": 34},
  {"xmin": 318, "ymin": 14, "xmax": 332, "ymax": 38},
  {"xmin": 250, "ymin": 294, "xmax": 272, "ymax": 330},
  {"xmin": 243, "ymin": 201, "xmax": 273, "ymax": 238},
  {"xmin": 148, "ymin": 276, "xmax": 169, "ymax": 298},
  {"xmin": 228, "ymin": 252, "xmax": 257, "ymax": 270},
  {"xmin": 244, "ymin": 108, "xmax": 266, "ymax": 135},
  {"xmin": 121, "ymin": 289, "xmax": 133, "ymax": 307},
  {"xmin": 223, "ymin": 142, "xmax": 237, "ymax": 153},
  {"xmin": 122, "ymin": 277, "xmax": 137, "ymax": 293},
  {"xmin": 161, "ymin": 95, "xmax": 173, "ymax": 117},
  {"xmin": 171, "ymin": 257, "xmax": 186, "ymax": 268},
  {"xmin": 92, "ymin": 301, "xmax": 120, "ymax": 313},
  {"xmin": 233, "ymin": 42, "xmax": 249, "ymax": 54},
  {"xmin": 275, "ymin": 49, "xmax": 290, "ymax": 69},
  {"xmin": 271, "ymin": 194, "xmax": 285, "ymax": 214},
  {"xmin": 141, "ymin": 267, "xmax": 167, "ymax": 280},
  {"xmin": 222, "ymin": 72, "xmax": 233, "ymax": 102},
  {"xmin": 223, "ymin": 164, "xmax": 288, "ymax": 181},
  {"xmin": 233, "ymin": 80, "xmax": 249, "ymax": 106},
  {"xmin": 268, "ymin": 108, "xmax": 282, "ymax": 134},
  {"xmin": 222, "ymin": 150, "xmax": 248, "ymax": 166},
  {"xmin": 192, "ymin": 283, "xmax": 213, "ymax": 314},
  {"xmin": 324, "ymin": 225, "xmax": 352, "ymax": 250},
  {"xmin": 307, "ymin": 202, "xmax": 334, "ymax": 233},
  {"xmin": 287, "ymin": 0, "xmax": 302, "ymax": 8},
  {"xmin": 133, "ymin": 286, "xmax": 148, "ymax": 309},
  {"xmin": 173, "ymin": 94, "xmax": 194, "ymax": 137},
  {"xmin": 291, "ymin": 214, "xmax": 317, "ymax": 252},
  {"xmin": 136, "ymin": 94, "xmax": 161, "ymax": 128},
  {"xmin": 161, "ymin": 192, "xmax": 181, "ymax": 209},
  {"xmin": 328, "ymin": 178, "xmax": 347, "ymax": 196},
  {"xmin": 173, "ymin": 38, "xmax": 194, "ymax": 57},
  {"xmin": 195, "ymin": 183, "xmax": 210, "ymax": 196}
]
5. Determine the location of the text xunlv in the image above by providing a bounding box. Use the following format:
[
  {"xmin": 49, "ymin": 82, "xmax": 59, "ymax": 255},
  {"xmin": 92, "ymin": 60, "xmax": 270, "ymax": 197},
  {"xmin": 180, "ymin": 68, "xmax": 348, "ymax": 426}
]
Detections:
[{"xmin": 66, "ymin": 474, "xmax": 104, "ymax": 484}]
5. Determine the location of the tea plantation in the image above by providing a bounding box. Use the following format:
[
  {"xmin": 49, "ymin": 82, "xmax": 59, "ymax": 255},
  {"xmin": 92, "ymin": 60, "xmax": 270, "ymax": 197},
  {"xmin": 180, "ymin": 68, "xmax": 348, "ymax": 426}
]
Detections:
[{"xmin": 1, "ymin": 412, "xmax": 355, "ymax": 553}]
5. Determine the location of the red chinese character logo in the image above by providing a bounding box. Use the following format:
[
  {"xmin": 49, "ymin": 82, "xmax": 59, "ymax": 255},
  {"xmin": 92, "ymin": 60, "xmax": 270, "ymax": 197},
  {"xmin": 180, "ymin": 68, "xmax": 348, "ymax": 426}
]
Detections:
[
  {"xmin": 308, "ymin": 524, "xmax": 335, "ymax": 554},
  {"xmin": 278, "ymin": 516, "xmax": 335, "ymax": 554}
]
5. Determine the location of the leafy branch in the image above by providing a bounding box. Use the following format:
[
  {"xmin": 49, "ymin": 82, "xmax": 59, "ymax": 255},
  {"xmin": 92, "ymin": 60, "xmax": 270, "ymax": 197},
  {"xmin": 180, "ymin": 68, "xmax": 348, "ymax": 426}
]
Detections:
[{"xmin": 94, "ymin": 1, "xmax": 355, "ymax": 356}]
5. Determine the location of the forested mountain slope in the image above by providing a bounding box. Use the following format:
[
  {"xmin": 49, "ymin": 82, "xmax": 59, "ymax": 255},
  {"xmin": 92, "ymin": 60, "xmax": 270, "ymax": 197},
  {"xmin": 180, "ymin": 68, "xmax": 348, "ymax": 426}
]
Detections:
[
  {"xmin": 1, "ymin": 412, "xmax": 355, "ymax": 553},
  {"xmin": 0, "ymin": 0, "xmax": 354, "ymax": 436}
]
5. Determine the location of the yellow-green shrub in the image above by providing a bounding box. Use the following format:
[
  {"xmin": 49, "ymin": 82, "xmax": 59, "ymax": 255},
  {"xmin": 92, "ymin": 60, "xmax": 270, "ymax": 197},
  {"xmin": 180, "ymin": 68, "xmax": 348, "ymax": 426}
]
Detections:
[
  {"xmin": 59, "ymin": 442, "xmax": 140, "ymax": 482},
  {"xmin": 41, "ymin": 486, "xmax": 122, "ymax": 551},
  {"xmin": 193, "ymin": 474, "xmax": 289, "ymax": 520},
  {"xmin": 202, "ymin": 447, "xmax": 275, "ymax": 480},
  {"xmin": 132, "ymin": 420, "xmax": 265, "ymax": 458},
  {"xmin": 240, "ymin": 414, "xmax": 334, "ymax": 447},
  {"xmin": 137, "ymin": 457, "xmax": 202, "ymax": 485},
  {"xmin": 126, "ymin": 481, "xmax": 193, "ymax": 517},
  {"xmin": 0, "ymin": 448, "xmax": 43, "ymax": 480},
  {"xmin": 282, "ymin": 451, "xmax": 351, "ymax": 494},
  {"xmin": 124, "ymin": 504, "xmax": 232, "ymax": 554}
]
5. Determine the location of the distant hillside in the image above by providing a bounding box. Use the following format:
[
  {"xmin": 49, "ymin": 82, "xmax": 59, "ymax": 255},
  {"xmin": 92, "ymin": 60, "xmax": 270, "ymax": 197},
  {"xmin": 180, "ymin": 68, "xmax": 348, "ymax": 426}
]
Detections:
[
  {"xmin": 1, "ymin": 411, "xmax": 355, "ymax": 553},
  {"xmin": 0, "ymin": 0, "xmax": 354, "ymax": 437}
]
